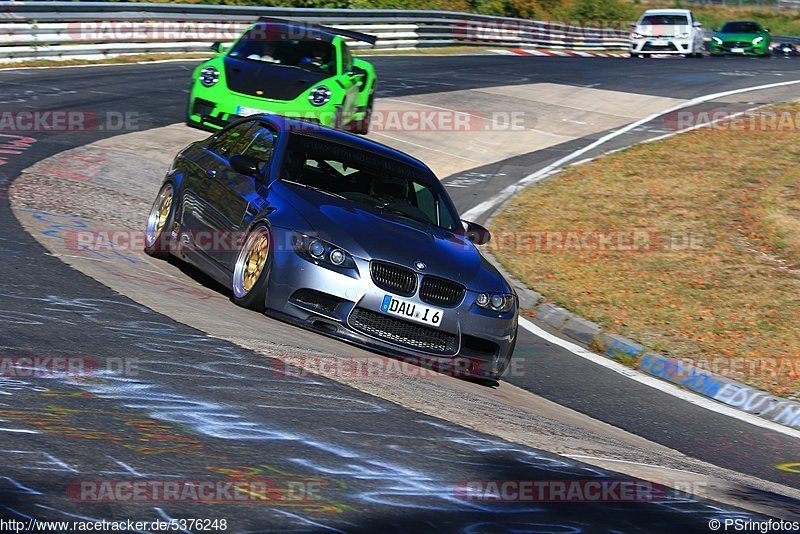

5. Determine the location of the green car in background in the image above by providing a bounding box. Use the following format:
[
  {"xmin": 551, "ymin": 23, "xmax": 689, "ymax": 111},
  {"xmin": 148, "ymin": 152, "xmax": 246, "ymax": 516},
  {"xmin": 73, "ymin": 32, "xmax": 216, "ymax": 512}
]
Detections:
[
  {"xmin": 709, "ymin": 20, "xmax": 771, "ymax": 56},
  {"xmin": 187, "ymin": 18, "xmax": 378, "ymax": 134}
]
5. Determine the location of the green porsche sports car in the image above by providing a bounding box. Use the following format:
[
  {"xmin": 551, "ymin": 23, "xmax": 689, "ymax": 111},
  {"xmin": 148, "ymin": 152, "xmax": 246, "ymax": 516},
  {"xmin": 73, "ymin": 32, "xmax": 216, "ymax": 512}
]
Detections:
[
  {"xmin": 187, "ymin": 18, "xmax": 378, "ymax": 134},
  {"xmin": 709, "ymin": 20, "xmax": 771, "ymax": 56}
]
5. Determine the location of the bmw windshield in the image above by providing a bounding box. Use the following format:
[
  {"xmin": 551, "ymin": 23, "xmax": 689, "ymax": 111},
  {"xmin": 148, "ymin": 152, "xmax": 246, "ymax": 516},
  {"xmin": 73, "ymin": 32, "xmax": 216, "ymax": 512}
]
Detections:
[{"xmin": 281, "ymin": 134, "xmax": 461, "ymax": 231}]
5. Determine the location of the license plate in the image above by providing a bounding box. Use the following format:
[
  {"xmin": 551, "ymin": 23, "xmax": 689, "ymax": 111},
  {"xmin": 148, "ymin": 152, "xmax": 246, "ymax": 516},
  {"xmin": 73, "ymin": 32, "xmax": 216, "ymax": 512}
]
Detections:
[
  {"xmin": 236, "ymin": 105, "xmax": 270, "ymax": 117},
  {"xmin": 731, "ymin": 48, "xmax": 745, "ymax": 53},
  {"xmin": 381, "ymin": 295, "xmax": 443, "ymax": 328}
]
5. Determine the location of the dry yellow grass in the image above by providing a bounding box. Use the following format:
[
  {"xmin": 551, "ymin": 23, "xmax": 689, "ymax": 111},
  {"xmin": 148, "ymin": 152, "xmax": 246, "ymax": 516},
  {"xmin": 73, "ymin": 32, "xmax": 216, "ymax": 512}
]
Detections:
[{"xmin": 491, "ymin": 103, "xmax": 800, "ymax": 395}]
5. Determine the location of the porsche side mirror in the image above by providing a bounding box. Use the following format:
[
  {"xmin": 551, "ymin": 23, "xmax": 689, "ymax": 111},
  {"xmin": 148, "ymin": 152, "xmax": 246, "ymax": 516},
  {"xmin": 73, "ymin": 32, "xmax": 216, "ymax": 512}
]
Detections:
[
  {"xmin": 211, "ymin": 41, "xmax": 222, "ymax": 53},
  {"xmin": 230, "ymin": 154, "xmax": 262, "ymax": 178},
  {"xmin": 350, "ymin": 65, "xmax": 367, "ymax": 77},
  {"xmin": 765, "ymin": 28, "xmax": 771, "ymax": 32},
  {"xmin": 462, "ymin": 220, "xmax": 491, "ymax": 245}
]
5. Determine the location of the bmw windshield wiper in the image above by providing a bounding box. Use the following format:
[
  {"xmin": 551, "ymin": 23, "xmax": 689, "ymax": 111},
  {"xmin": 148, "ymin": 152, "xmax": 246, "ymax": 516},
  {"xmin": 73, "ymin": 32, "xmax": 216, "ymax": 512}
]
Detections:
[
  {"xmin": 373, "ymin": 202, "xmax": 433, "ymax": 227},
  {"xmin": 284, "ymin": 180, "xmax": 346, "ymax": 200}
]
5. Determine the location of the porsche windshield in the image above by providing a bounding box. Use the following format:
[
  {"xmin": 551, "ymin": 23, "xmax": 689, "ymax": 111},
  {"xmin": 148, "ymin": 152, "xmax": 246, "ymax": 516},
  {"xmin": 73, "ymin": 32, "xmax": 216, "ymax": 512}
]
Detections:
[
  {"xmin": 228, "ymin": 35, "xmax": 335, "ymax": 75},
  {"xmin": 281, "ymin": 134, "xmax": 459, "ymax": 231}
]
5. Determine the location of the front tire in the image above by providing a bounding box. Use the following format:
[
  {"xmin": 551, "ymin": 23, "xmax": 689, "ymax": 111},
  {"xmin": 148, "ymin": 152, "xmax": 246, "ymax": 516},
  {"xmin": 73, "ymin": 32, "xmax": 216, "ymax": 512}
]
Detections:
[
  {"xmin": 350, "ymin": 98, "xmax": 373, "ymax": 135},
  {"xmin": 144, "ymin": 182, "xmax": 176, "ymax": 259},
  {"xmin": 231, "ymin": 224, "xmax": 272, "ymax": 312}
]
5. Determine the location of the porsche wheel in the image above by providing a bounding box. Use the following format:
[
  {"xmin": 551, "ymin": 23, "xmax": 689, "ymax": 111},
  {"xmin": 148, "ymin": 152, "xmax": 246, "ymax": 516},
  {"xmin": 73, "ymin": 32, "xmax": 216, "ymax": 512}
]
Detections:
[
  {"xmin": 232, "ymin": 224, "xmax": 271, "ymax": 312},
  {"xmin": 350, "ymin": 94, "xmax": 374, "ymax": 135},
  {"xmin": 144, "ymin": 182, "xmax": 176, "ymax": 259}
]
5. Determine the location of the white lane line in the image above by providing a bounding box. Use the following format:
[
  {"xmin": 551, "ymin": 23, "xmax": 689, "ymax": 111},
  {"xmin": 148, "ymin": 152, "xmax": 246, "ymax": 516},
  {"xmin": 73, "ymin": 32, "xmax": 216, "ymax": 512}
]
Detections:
[
  {"xmin": 518, "ymin": 317, "xmax": 800, "ymax": 439},
  {"xmin": 462, "ymin": 77, "xmax": 800, "ymax": 221}
]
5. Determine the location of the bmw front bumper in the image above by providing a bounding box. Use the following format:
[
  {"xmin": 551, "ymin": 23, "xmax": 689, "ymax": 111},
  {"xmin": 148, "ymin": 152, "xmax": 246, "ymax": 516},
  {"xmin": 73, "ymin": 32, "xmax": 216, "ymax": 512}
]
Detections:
[{"xmin": 264, "ymin": 228, "xmax": 518, "ymax": 379}]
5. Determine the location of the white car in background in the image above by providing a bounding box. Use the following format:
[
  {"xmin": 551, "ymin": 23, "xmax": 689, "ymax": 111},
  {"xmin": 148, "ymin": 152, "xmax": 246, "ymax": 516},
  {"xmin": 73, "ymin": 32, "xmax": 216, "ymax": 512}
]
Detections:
[{"xmin": 630, "ymin": 8, "xmax": 705, "ymax": 58}]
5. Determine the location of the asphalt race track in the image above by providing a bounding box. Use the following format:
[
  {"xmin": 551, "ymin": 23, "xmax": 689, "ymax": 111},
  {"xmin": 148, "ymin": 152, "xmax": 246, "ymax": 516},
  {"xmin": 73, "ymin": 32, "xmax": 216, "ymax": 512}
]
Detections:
[{"xmin": 1, "ymin": 55, "xmax": 799, "ymax": 530}]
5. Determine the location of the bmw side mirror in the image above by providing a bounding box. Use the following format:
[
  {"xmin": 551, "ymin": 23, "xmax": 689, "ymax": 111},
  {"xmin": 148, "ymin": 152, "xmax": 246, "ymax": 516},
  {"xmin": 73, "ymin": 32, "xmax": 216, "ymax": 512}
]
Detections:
[
  {"xmin": 462, "ymin": 220, "xmax": 491, "ymax": 245},
  {"xmin": 230, "ymin": 154, "xmax": 263, "ymax": 178},
  {"xmin": 211, "ymin": 41, "xmax": 222, "ymax": 53},
  {"xmin": 692, "ymin": 21, "xmax": 702, "ymax": 28}
]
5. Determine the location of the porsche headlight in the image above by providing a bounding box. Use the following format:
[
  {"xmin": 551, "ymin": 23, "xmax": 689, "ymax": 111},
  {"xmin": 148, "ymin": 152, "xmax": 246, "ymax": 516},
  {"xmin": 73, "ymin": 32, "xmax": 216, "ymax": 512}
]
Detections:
[
  {"xmin": 199, "ymin": 66, "xmax": 219, "ymax": 88},
  {"xmin": 753, "ymin": 36, "xmax": 764, "ymax": 45},
  {"xmin": 712, "ymin": 36, "xmax": 723, "ymax": 45},
  {"xmin": 475, "ymin": 293, "xmax": 514, "ymax": 313},
  {"xmin": 308, "ymin": 86, "xmax": 331, "ymax": 107},
  {"xmin": 292, "ymin": 232, "xmax": 355, "ymax": 269}
]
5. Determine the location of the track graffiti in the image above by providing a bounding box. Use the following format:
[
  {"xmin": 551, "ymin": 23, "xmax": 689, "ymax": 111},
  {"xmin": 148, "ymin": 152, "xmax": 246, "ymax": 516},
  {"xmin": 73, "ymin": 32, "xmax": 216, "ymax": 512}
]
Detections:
[{"xmin": 0, "ymin": 134, "xmax": 35, "ymax": 167}]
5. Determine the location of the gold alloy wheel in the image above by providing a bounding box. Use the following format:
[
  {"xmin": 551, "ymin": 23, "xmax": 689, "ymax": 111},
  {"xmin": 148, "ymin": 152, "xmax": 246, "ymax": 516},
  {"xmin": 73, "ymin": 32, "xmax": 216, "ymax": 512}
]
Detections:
[
  {"xmin": 242, "ymin": 232, "xmax": 269, "ymax": 293},
  {"xmin": 146, "ymin": 184, "xmax": 174, "ymax": 247},
  {"xmin": 233, "ymin": 226, "xmax": 270, "ymax": 298}
]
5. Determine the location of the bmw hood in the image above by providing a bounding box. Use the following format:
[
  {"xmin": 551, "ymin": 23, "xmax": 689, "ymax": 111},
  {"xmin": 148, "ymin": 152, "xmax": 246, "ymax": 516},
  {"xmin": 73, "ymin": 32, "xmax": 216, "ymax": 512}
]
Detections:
[
  {"xmin": 223, "ymin": 57, "xmax": 329, "ymax": 101},
  {"xmin": 275, "ymin": 183, "xmax": 509, "ymax": 292}
]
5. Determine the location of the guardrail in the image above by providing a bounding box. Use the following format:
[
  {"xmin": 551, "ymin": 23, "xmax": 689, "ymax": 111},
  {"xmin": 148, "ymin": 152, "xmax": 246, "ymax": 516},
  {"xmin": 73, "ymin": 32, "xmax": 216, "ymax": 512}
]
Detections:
[{"xmin": 0, "ymin": 1, "xmax": 631, "ymax": 62}]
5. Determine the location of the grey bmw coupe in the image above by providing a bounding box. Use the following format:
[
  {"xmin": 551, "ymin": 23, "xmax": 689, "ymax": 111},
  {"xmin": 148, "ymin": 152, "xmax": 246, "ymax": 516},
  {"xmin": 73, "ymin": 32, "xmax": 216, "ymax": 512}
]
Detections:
[{"xmin": 145, "ymin": 114, "xmax": 518, "ymax": 379}]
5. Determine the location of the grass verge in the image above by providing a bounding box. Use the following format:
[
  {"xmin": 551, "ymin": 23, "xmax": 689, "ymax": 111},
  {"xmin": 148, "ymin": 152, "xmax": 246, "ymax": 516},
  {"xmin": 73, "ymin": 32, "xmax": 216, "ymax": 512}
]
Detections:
[{"xmin": 491, "ymin": 102, "xmax": 800, "ymax": 395}]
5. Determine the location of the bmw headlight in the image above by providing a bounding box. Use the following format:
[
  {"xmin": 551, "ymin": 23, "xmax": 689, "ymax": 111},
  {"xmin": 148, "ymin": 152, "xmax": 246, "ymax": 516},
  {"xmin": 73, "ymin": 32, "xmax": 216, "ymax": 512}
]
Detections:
[
  {"xmin": 631, "ymin": 32, "xmax": 645, "ymax": 39},
  {"xmin": 753, "ymin": 36, "xmax": 764, "ymax": 45},
  {"xmin": 308, "ymin": 86, "xmax": 331, "ymax": 107},
  {"xmin": 199, "ymin": 66, "xmax": 219, "ymax": 88},
  {"xmin": 475, "ymin": 293, "xmax": 514, "ymax": 313},
  {"xmin": 678, "ymin": 32, "xmax": 690, "ymax": 39},
  {"xmin": 712, "ymin": 36, "xmax": 723, "ymax": 45},
  {"xmin": 292, "ymin": 232, "xmax": 355, "ymax": 269}
]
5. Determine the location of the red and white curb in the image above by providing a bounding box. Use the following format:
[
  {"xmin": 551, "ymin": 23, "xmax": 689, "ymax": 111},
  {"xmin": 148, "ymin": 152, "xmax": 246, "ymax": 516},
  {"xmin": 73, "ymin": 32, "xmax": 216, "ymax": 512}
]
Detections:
[{"xmin": 491, "ymin": 48, "xmax": 629, "ymax": 58}]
